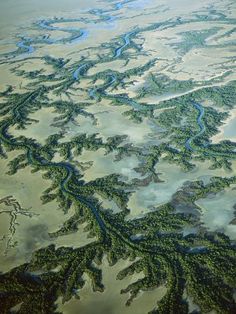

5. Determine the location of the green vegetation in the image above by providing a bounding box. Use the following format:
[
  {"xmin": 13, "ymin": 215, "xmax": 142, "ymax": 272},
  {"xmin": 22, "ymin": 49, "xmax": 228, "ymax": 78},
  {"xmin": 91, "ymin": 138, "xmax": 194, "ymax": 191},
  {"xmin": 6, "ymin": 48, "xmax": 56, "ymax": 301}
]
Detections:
[
  {"xmin": 0, "ymin": 8, "xmax": 236, "ymax": 314},
  {"xmin": 171, "ymin": 27, "xmax": 221, "ymax": 54}
]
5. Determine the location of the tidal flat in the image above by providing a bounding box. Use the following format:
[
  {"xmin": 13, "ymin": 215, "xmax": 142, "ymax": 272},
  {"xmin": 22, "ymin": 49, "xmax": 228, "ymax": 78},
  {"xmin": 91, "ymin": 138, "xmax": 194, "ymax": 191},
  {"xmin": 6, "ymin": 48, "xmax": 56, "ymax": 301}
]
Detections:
[
  {"xmin": 64, "ymin": 101, "xmax": 154, "ymax": 145},
  {"xmin": 196, "ymin": 186, "xmax": 236, "ymax": 240},
  {"xmin": 56, "ymin": 257, "xmax": 167, "ymax": 314},
  {"xmin": 78, "ymin": 148, "xmax": 141, "ymax": 182},
  {"xmin": 211, "ymin": 108, "xmax": 236, "ymax": 143},
  {"xmin": 0, "ymin": 152, "xmax": 95, "ymax": 273},
  {"xmin": 0, "ymin": 0, "xmax": 236, "ymax": 313},
  {"xmin": 128, "ymin": 160, "xmax": 236, "ymax": 219},
  {"xmin": 8, "ymin": 107, "xmax": 60, "ymax": 144}
]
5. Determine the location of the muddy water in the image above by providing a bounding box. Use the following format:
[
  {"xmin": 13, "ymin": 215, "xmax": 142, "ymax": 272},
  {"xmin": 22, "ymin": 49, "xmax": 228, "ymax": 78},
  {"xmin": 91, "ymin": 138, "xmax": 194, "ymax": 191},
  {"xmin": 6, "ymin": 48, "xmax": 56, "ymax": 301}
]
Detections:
[
  {"xmin": 196, "ymin": 186, "xmax": 236, "ymax": 240},
  {"xmin": 78, "ymin": 148, "xmax": 141, "ymax": 182},
  {"xmin": 65, "ymin": 102, "xmax": 154, "ymax": 145},
  {"xmin": 211, "ymin": 108, "xmax": 236, "ymax": 143},
  {"xmin": 128, "ymin": 160, "xmax": 236, "ymax": 218},
  {"xmin": 0, "ymin": 0, "xmax": 99, "ymax": 36},
  {"xmin": 0, "ymin": 0, "xmax": 235, "ymax": 312},
  {"xmin": 56, "ymin": 257, "xmax": 167, "ymax": 314},
  {"xmin": 8, "ymin": 107, "xmax": 60, "ymax": 144},
  {"xmin": 0, "ymin": 151, "xmax": 94, "ymax": 272}
]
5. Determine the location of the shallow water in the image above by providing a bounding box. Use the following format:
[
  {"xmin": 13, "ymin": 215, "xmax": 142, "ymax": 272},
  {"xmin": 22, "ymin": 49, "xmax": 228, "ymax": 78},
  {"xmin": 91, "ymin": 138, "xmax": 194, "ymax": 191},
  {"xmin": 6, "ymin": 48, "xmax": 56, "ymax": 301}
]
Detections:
[
  {"xmin": 8, "ymin": 107, "xmax": 60, "ymax": 144},
  {"xmin": 211, "ymin": 108, "xmax": 236, "ymax": 143},
  {"xmin": 0, "ymin": 151, "xmax": 94, "ymax": 272},
  {"xmin": 56, "ymin": 257, "xmax": 167, "ymax": 314},
  {"xmin": 65, "ymin": 102, "xmax": 154, "ymax": 145},
  {"xmin": 0, "ymin": 0, "xmax": 99, "ymax": 36},
  {"xmin": 223, "ymin": 116, "xmax": 236, "ymax": 142},
  {"xmin": 128, "ymin": 160, "xmax": 236, "ymax": 218},
  {"xmin": 78, "ymin": 148, "xmax": 141, "ymax": 182},
  {"xmin": 0, "ymin": 0, "xmax": 235, "ymax": 312},
  {"xmin": 196, "ymin": 186, "xmax": 236, "ymax": 240}
]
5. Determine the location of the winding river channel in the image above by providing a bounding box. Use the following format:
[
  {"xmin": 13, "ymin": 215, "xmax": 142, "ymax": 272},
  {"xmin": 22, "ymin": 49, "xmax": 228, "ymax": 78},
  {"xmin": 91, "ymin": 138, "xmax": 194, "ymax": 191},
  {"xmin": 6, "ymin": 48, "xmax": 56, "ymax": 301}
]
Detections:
[
  {"xmin": 1, "ymin": 0, "xmax": 236, "ymax": 248},
  {"xmin": 185, "ymin": 102, "xmax": 236, "ymax": 158},
  {"xmin": 114, "ymin": 31, "xmax": 136, "ymax": 58},
  {"xmin": 185, "ymin": 102, "xmax": 205, "ymax": 151},
  {"xmin": 0, "ymin": 87, "xmax": 107, "ymax": 233},
  {"xmin": 4, "ymin": 0, "xmax": 142, "ymax": 59}
]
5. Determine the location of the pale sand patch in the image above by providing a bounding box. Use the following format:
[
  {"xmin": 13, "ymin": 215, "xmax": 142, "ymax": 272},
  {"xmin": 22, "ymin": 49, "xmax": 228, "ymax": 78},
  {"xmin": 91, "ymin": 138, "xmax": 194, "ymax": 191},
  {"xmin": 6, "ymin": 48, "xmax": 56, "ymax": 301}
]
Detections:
[
  {"xmin": 52, "ymin": 21, "xmax": 89, "ymax": 29},
  {"xmin": 53, "ymin": 222, "xmax": 95, "ymax": 249},
  {"xmin": 62, "ymin": 101, "xmax": 153, "ymax": 145},
  {"xmin": 18, "ymin": 58, "xmax": 55, "ymax": 75},
  {"xmin": 127, "ymin": 159, "xmax": 236, "ymax": 219},
  {"xmin": 0, "ymin": 42, "xmax": 16, "ymax": 54},
  {"xmin": 87, "ymin": 59, "xmax": 125, "ymax": 76},
  {"xmin": 8, "ymin": 107, "xmax": 60, "ymax": 144},
  {"xmin": 77, "ymin": 148, "xmax": 141, "ymax": 182},
  {"xmin": 173, "ymin": 46, "xmax": 236, "ymax": 81},
  {"xmin": 95, "ymin": 193, "xmax": 121, "ymax": 213},
  {"xmin": 136, "ymin": 78, "xmax": 236, "ymax": 105},
  {"xmin": 56, "ymin": 256, "xmax": 167, "ymax": 314},
  {"xmin": 0, "ymin": 63, "xmax": 32, "ymax": 93},
  {"xmin": 211, "ymin": 108, "xmax": 236, "ymax": 143},
  {"xmin": 0, "ymin": 150, "xmax": 94, "ymax": 272},
  {"xmin": 183, "ymin": 289, "xmax": 201, "ymax": 313},
  {"xmin": 196, "ymin": 185, "xmax": 236, "ymax": 240},
  {"xmin": 0, "ymin": 0, "xmax": 100, "ymax": 36},
  {"xmin": 0, "ymin": 151, "xmax": 58, "ymax": 271}
]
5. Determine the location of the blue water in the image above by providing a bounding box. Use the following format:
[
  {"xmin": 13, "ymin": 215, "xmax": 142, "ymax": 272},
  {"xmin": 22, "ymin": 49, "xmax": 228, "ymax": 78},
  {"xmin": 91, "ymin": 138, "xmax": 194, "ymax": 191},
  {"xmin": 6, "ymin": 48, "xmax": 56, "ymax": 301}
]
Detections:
[
  {"xmin": 17, "ymin": 41, "xmax": 35, "ymax": 54},
  {"xmin": 106, "ymin": 75, "xmax": 117, "ymax": 87},
  {"xmin": 128, "ymin": 0, "xmax": 152, "ymax": 9},
  {"xmin": 88, "ymin": 74, "xmax": 116, "ymax": 98},
  {"xmin": 115, "ymin": 3, "xmax": 123, "ymax": 9},
  {"xmin": 29, "ymin": 150, "xmax": 107, "ymax": 232},
  {"xmin": 38, "ymin": 19, "xmax": 89, "ymax": 45},
  {"xmin": 10, "ymin": 0, "xmax": 141, "ymax": 59},
  {"xmin": 188, "ymin": 246, "xmax": 208, "ymax": 254},
  {"xmin": 73, "ymin": 63, "xmax": 88, "ymax": 80},
  {"xmin": 38, "ymin": 20, "xmax": 57, "ymax": 31},
  {"xmin": 185, "ymin": 102, "xmax": 205, "ymax": 151},
  {"xmin": 70, "ymin": 29, "xmax": 89, "ymax": 44},
  {"xmin": 90, "ymin": 8, "xmax": 116, "ymax": 25},
  {"xmin": 114, "ymin": 32, "xmax": 134, "ymax": 58},
  {"xmin": 114, "ymin": 0, "xmax": 134, "ymax": 10},
  {"xmin": 185, "ymin": 102, "xmax": 236, "ymax": 158},
  {"xmin": 114, "ymin": 95, "xmax": 142, "ymax": 110},
  {"xmin": 88, "ymin": 88, "xmax": 97, "ymax": 99}
]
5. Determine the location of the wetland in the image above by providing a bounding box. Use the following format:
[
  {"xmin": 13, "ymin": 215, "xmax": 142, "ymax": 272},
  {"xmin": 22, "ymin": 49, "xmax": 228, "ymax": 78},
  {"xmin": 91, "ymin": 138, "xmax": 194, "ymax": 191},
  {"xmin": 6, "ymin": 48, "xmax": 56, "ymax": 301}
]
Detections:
[{"xmin": 0, "ymin": 0, "xmax": 236, "ymax": 313}]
